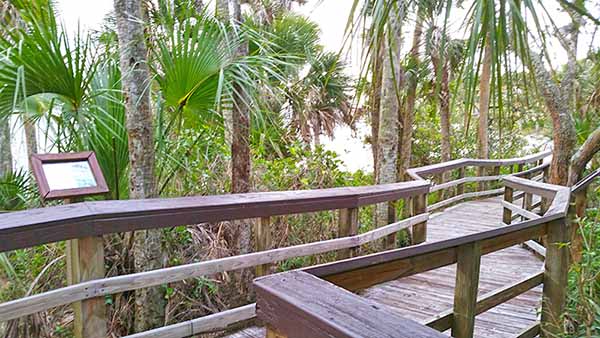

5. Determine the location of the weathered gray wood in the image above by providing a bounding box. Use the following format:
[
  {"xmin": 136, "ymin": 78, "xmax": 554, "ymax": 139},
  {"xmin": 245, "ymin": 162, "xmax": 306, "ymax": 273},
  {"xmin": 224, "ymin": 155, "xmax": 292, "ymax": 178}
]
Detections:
[
  {"xmin": 501, "ymin": 200, "xmax": 541, "ymax": 220},
  {"xmin": 255, "ymin": 217, "xmax": 272, "ymax": 277},
  {"xmin": 124, "ymin": 304, "xmax": 256, "ymax": 338},
  {"xmin": 428, "ymin": 188, "xmax": 504, "ymax": 211},
  {"xmin": 337, "ymin": 208, "xmax": 359, "ymax": 259},
  {"xmin": 503, "ymin": 186, "xmax": 514, "ymax": 224},
  {"xmin": 254, "ymin": 271, "xmax": 446, "ymax": 338},
  {"xmin": 456, "ymin": 166, "xmax": 465, "ymax": 196},
  {"xmin": 0, "ymin": 180, "xmax": 431, "ymax": 252},
  {"xmin": 423, "ymin": 270, "xmax": 543, "ymax": 331},
  {"xmin": 516, "ymin": 322, "xmax": 540, "ymax": 338},
  {"xmin": 384, "ymin": 202, "xmax": 397, "ymax": 249},
  {"xmin": 541, "ymin": 219, "xmax": 570, "ymax": 337},
  {"xmin": 0, "ymin": 214, "xmax": 428, "ymax": 321},
  {"xmin": 523, "ymin": 240, "xmax": 546, "ymax": 259},
  {"xmin": 412, "ymin": 194, "xmax": 427, "ymax": 244},
  {"xmin": 451, "ymin": 242, "xmax": 481, "ymax": 338}
]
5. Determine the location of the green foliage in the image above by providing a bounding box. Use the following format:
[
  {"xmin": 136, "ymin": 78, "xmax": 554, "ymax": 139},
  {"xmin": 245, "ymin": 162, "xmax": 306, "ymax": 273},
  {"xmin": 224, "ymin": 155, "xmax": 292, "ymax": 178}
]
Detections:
[{"xmin": 565, "ymin": 201, "xmax": 600, "ymax": 337}]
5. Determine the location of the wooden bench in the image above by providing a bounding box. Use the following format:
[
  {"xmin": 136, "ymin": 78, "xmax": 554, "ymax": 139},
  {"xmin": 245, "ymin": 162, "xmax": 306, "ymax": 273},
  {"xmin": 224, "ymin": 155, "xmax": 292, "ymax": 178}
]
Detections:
[{"xmin": 254, "ymin": 270, "xmax": 447, "ymax": 338}]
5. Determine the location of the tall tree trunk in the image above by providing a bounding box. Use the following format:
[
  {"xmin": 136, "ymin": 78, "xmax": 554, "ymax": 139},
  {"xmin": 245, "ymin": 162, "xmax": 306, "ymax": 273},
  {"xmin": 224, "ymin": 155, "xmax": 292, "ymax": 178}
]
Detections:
[
  {"xmin": 527, "ymin": 17, "xmax": 580, "ymax": 186},
  {"xmin": 216, "ymin": 0, "xmax": 229, "ymax": 20},
  {"xmin": 230, "ymin": 0, "xmax": 251, "ymax": 256},
  {"xmin": 0, "ymin": 116, "xmax": 12, "ymax": 176},
  {"xmin": 375, "ymin": 10, "xmax": 403, "ymax": 227},
  {"xmin": 23, "ymin": 115, "xmax": 37, "ymax": 170},
  {"xmin": 431, "ymin": 57, "xmax": 451, "ymax": 164},
  {"xmin": 370, "ymin": 46, "xmax": 383, "ymax": 180},
  {"xmin": 478, "ymin": 37, "xmax": 492, "ymax": 161},
  {"xmin": 114, "ymin": 0, "xmax": 164, "ymax": 332},
  {"xmin": 398, "ymin": 13, "xmax": 423, "ymax": 181}
]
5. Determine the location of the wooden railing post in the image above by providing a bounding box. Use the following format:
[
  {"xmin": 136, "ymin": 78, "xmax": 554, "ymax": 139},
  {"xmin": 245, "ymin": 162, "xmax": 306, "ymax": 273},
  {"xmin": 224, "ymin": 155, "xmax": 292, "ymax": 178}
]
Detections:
[
  {"xmin": 411, "ymin": 194, "xmax": 427, "ymax": 244},
  {"xmin": 541, "ymin": 219, "xmax": 569, "ymax": 337},
  {"xmin": 66, "ymin": 236, "xmax": 107, "ymax": 338},
  {"xmin": 492, "ymin": 165, "xmax": 500, "ymax": 189},
  {"xmin": 502, "ymin": 186, "xmax": 513, "ymax": 224},
  {"xmin": 477, "ymin": 166, "xmax": 486, "ymax": 191},
  {"xmin": 384, "ymin": 202, "xmax": 397, "ymax": 249},
  {"xmin": 452, "ymin": 242, "xmax": 481, "ymax": 338},
  {"xmin": 457, "ymin": 167, "xmax": 465, "ymax": 196},
  {"xmin": 337, "ymin": 207, "xmax": 359, "ymax": 259},
  {"xmin": 255, "ymin": 217, "xmax": 272, "ymax": 277},
  {"xmin": 570, "ymin": 188, "xmax": 587, "ymax": 264}
]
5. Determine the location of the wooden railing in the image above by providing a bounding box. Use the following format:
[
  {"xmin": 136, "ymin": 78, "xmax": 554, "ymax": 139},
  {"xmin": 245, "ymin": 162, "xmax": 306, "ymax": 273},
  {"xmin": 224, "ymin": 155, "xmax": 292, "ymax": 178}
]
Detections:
[
  {"xmin": 273, "ymin": 172, "xmax": 573, "ymax": 338},
  {"xmin": 1, "ymin": 150, "xmax": 578, "ymax": 338}
]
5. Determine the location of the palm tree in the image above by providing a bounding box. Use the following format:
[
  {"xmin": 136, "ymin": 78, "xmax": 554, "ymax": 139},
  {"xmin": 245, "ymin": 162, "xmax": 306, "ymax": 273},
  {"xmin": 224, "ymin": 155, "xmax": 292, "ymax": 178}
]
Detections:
[{"xmin": 114, "ymin": 0, "xmax": 164, "ymax": 332}]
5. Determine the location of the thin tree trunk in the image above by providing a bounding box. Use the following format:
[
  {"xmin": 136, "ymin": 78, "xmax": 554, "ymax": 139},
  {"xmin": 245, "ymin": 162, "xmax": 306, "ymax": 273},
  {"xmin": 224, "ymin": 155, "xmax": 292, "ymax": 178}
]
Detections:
[
  {"xmin": 216, "ymin": 0, "xmax": 229, "ymax": 20},
  {"xmin": 375, "ymin": 9, "xmax": 403, "ymax": 227},
  {"xmin": 114, "ymin": 0, "xmax": 164, "ymax": 332},
  {"xmin": 0, "ymin": 116, "xmax": 12, "ymax": 176},
  {"xmin": 478, "ymin": 37, "xmax": 492, "ymax": 161},
  {"xmin": 370, "ymin": 46, "xmax": 383, "ymax": 180},
  {"xmin": 230, "ymin": 0, "xmax": 252, "ymax": 257},
  {"xmin": 398, "ymin": 13, "xmax": 423, "ymax": 181},
  {"xmin": 438, "ymin": 62, "xmax": 451, "ymax": 164},
  {"xmin": 23, "ymin": 115, "xmax": 37, "ymax": 170},
  {"xmin": 569, "ymin": 126, "xmax": 600, "ymax": 185}
]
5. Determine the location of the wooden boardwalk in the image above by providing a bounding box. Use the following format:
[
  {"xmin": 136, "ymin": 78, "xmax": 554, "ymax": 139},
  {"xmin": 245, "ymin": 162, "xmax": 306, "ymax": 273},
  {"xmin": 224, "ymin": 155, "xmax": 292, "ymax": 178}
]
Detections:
[{"xmin": 228, "ymin": 197, "xmax": 543, "ymax": 338}]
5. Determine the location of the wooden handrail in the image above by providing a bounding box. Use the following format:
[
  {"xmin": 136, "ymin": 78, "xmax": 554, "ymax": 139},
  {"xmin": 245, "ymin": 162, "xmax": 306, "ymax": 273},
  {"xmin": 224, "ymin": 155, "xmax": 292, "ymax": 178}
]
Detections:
[
  {"xmin": 407, "ymin": 150, "xmax": 551, "ymax": 179},
  {"xmin": 1, "ymin": 150, "xmax": 570, "ymax": 338},
  {"xmin": 0, "ymin": 180, "xmax": 429, "ymax": 252}
]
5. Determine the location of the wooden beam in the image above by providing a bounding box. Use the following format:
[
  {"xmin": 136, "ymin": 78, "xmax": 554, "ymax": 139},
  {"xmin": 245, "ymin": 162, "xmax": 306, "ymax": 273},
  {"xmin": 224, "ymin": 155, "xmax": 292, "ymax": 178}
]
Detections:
[
  {"xmin": 0, "ymin": 180, "xmax": 431, "ymax": 252},
  {"xmin": 254, "ymin": 271, "xmax": 446, "ymax": 338},
  {"xmin": 503, "ymin": 186, "xmax": 514, "ymax": 224},
  {"xmin": 337, "ymin": 208, "xmax": 359, "ymax": 259},
  {"xmin": 516, "ymin": 323, "xmax": 540, "ymax": 338},
  {"xmin": 451, "ymin": 242, "xmax": 481, "ymax": 338},
  {"xmin": 501, "ymin": 200, "xmax": 541, "ymax": 221},
  {"xmin": 0, "ymin": 214, "xmax": 428, "ymax": 321},
  {"xmin": 255, "ymin": 217, "xmax": 272, "ymax": 277},
  {"xmin": 541, "ymin": 219, "xmax": 570, "ymax": 336},
  {"xmin": 424, "ymin": 270, "xmax": 543, "ymax": 331},
  {"xmin": 411, "ymin": 194, "xmax": 427, "ymax": 244},
  {"xmin": 123, "ymin": 304, "xmax": 256, "ymax": 338}
]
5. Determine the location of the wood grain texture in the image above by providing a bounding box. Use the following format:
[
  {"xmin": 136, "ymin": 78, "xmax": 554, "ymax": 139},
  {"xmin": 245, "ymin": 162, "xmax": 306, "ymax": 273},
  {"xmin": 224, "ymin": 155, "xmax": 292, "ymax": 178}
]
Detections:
[
  {"xmin": 0, "ymin": 180, "xmax": 430, "ymax": 252},
  {"xmin": 254, "ymin": 271, "xmax": 446, "ymax": 338},
  {"xmin": 451, "ymin": 242, "xmax": 481, "ymax": 338},
  {"xmin": 0, "ymin": 215, "xmax": 428, "ymax": 321},
  {"xmin": 337, "ymin": 208, "xmax": 359, "ymax": 259},
  {"xmin": 227, "ymin": 197, "xmax": 551, "ymax": 338}
]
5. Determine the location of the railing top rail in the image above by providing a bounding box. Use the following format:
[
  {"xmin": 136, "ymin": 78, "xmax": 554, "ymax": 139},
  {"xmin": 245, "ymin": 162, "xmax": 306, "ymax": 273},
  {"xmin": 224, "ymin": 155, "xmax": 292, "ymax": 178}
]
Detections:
[
  {"xmin": 305, "ymin": 211, "xmax": 562, "ymax": 285},
  {"xmin": 407, "ymin": 150, "xmax": 552, "ymax": 179},
  {"xmin": 0, "ymin": 180, "xmax": 429, "ymax": 253},
  {"xmin": 572, "ymin": 168, "xmax": 600, "ymax": 193},
  {"xmin": 502, "ymin": 176, "xmax": 571, "ymax": 217}
]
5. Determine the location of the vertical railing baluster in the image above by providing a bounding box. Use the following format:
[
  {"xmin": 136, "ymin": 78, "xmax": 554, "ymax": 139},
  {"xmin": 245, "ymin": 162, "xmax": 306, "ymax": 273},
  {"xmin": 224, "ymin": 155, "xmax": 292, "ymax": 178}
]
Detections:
[
  {"xmin": 337, "ymin": 207, "xmax": 359, "ymax": 259},
  {"xmin": 457, "ymin": 166, "xmax": 465, "ymax": 197},
  {"xmin": 503, "ymin": 186, "xmax": 513, "ymax": 225},
  {"xmin": 452, "ymin": 242, "xmax": 482, "ymax": 338},
  {"xmin": 255, "ymin": 216, "xmax": 272, "ymax": 277},
  {"xmin": 412, "ymin": 194, "xmax": 428, "ymax": 244},
  {"xmin": 384, "ymin": 202, "xmax": 397, "ymax": 249},
  {"xmin": 541, "ymin": 219, "xmax": 569, "ymax": 336}
]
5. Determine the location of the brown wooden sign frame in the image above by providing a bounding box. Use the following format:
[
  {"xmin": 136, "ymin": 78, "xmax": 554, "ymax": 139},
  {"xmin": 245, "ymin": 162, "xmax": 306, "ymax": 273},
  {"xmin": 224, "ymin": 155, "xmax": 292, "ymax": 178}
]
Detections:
[{"xmin": 31, "ymin": 151, "xmax": 109, "ymax": 200}]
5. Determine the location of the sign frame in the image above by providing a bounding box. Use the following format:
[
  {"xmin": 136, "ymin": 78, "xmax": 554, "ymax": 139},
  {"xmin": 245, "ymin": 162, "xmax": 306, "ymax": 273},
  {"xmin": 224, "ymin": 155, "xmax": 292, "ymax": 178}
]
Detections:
[{"xmin": 31, "ymin": 151, "xmax": 109, "ymax": 200}]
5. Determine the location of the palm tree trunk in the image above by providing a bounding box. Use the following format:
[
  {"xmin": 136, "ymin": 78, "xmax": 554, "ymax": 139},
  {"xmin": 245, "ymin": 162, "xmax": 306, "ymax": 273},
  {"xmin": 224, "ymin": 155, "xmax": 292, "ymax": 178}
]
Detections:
[
  {"xmin": 23, "ymin": 115, "xmax": 37, "ymax": 170},
  {"xmin": 114, "ymin": 0, "xmax": 164, "ymax": 332},
  {"xmin": 216, "ymin": 0, "xmax": 229, "ymax": 20},
  {"xmin": 375, "ymin": 11, "xmax": 403, "ymax": 227},
  {"xmin": 398, "ymin": 14, "xmax": 423, "ymax": 181},
  {"xmin": 231, "ymin": 0, "xmax": 252, "ymax": 256},
  {"xmin": 478, "ymin": 37, "xmax": 492, "ymax": 161},
  {"xmin": 370, "ymin": 46, "xmax": 383, "ymax": 180},
  {"xmin": 0, "ymin": 116, "xmax": 12, "ymax": 176},
  {"xmin": 435, "ymin": 58, "xmax": 451, "ymax": 164}
]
